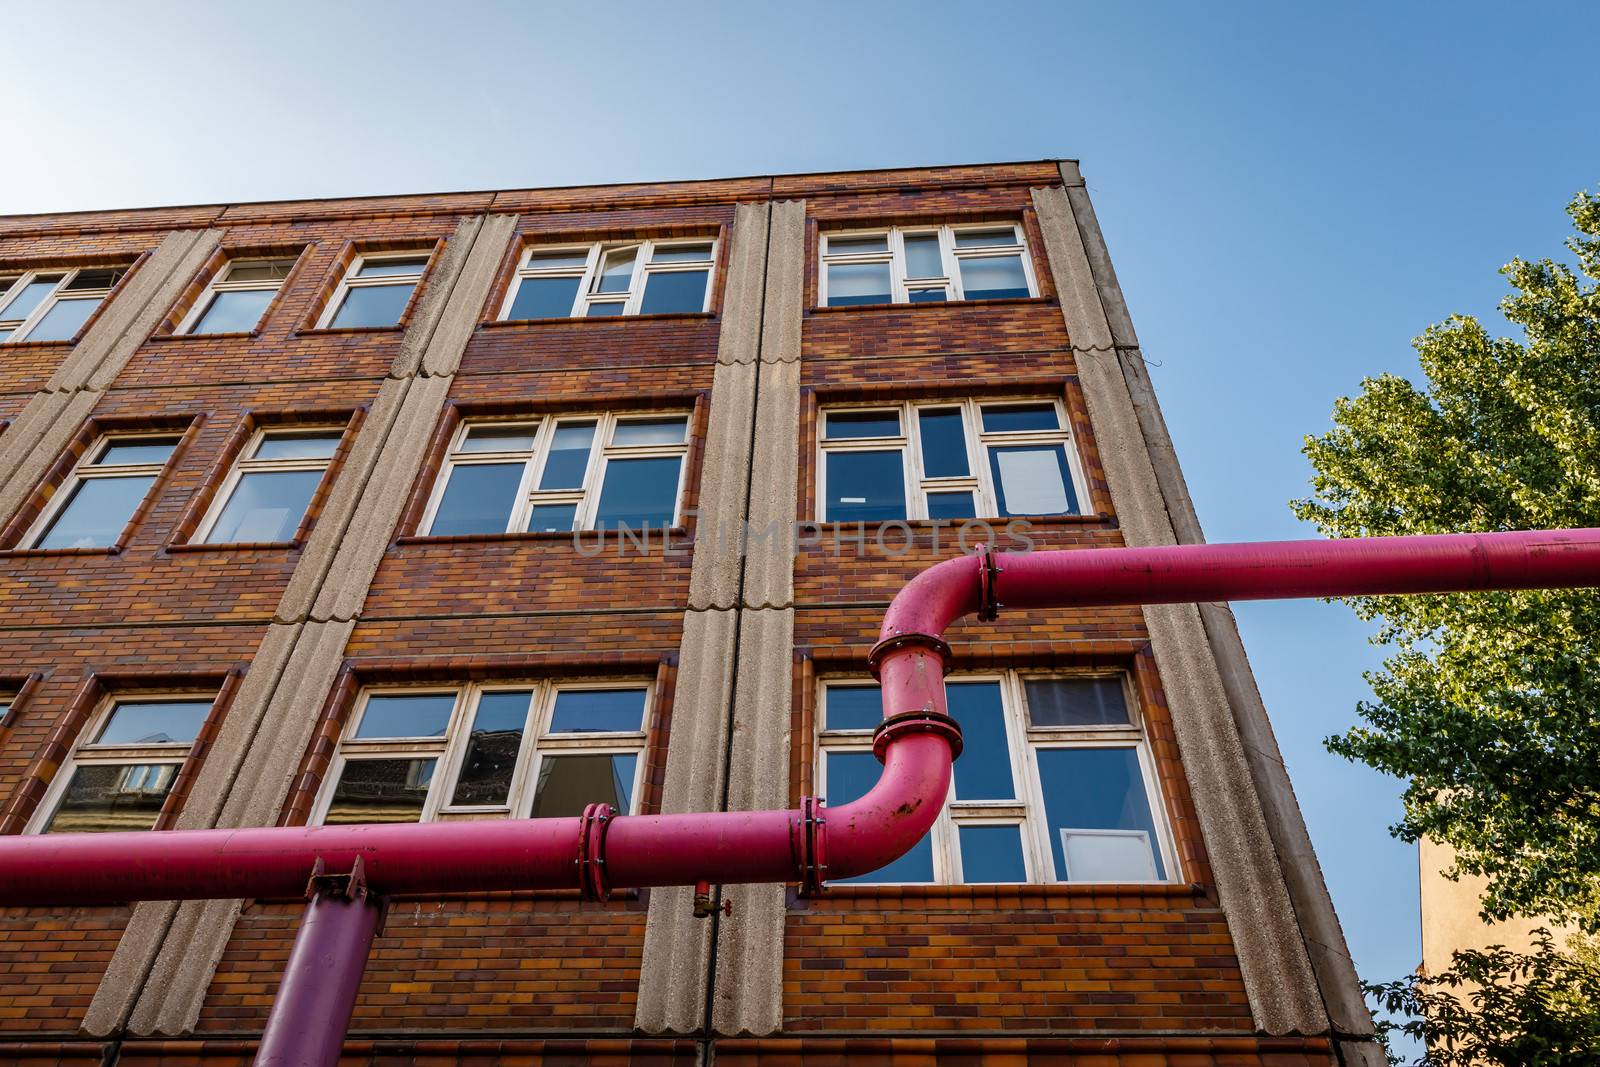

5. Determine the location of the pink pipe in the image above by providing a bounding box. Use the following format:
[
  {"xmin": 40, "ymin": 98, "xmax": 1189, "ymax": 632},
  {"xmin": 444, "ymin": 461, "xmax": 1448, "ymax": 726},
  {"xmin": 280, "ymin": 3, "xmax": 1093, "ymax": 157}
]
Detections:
[{"xmin": 2, "ymin": 527, "xmax": 1598, "ymax": 906}]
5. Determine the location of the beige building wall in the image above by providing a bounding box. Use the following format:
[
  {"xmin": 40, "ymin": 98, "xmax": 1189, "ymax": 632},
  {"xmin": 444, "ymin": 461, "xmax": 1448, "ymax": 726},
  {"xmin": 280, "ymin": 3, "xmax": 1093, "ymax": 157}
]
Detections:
[{"xmin": 1419, "ymin": 838, "xmax": 1572, "ymax": 977}]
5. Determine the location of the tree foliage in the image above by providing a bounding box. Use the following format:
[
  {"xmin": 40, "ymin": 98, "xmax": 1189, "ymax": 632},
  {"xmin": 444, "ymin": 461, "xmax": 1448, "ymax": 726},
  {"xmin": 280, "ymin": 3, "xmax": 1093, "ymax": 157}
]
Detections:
[
  {"xmin": 1292, "ymin": 189, "xmax": 1600, "ymax": 928},
  {"xmin": 1367, "ymin": 931, "xmax": 1600, "ymax": 1066}
]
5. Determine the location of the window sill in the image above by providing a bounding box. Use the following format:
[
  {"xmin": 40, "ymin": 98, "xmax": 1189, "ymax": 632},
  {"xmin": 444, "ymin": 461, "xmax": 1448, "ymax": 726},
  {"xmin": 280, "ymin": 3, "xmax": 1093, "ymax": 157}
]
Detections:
[
  {"xmin": 0, "ymin": 545, "xmax": 121, "ymax": 558},
  {"xmin": 0, "ymin": 337, "xmax": 78, "ymax": 349},
  {"xmin": 165, "ymin": 539, "xmax": 301, "ymax": 553},
  {"xmin": 480, "ymin": 311, "xmax": 715, "ymax": 329},
  {"xmin": 808, "ymin": 296, "xmax": 1053, "ymax": 315},
  {"xmin": 801, "ymin": 880, "xmax": 1204, "ymax": 903},
  {"xmin": 146, "ymin": 329, "xmax": 263, "ymax": 343},
  {"xmin": 395, "ymin": 527, "xmax": 690, "ymax": 547},
  {"xmin": 293, "ymin": 324, "xmax": 405, "ymax": 337}
]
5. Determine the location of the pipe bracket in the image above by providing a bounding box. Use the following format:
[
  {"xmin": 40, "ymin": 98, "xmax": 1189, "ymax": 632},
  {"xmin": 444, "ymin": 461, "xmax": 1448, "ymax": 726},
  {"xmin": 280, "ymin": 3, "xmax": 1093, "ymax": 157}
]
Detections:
[
  {"xmin": 576, "ymin": 802, "xmax": 615, "ymax": 902},
  {"xmin": 797, "ymin": 795, "xmax": 827, "ymax": 897},
  {"xmin": 976, "ymin": 543, "xmax": 1002, "ymax": 622},
  {"xmin": 872, "ymin": 709, "xmax": 964, "ymax": 764},
  {"xmin": 865, "ymin": 632, "xmax": 953, "ymax": 679}
]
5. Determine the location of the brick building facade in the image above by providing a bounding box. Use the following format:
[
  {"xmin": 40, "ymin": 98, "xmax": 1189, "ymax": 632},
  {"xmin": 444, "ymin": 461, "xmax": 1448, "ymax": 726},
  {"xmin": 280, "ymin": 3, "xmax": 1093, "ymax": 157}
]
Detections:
[{"xmin": 0, "ymin": 161, "xmax": 1381, "ymax": 1065}]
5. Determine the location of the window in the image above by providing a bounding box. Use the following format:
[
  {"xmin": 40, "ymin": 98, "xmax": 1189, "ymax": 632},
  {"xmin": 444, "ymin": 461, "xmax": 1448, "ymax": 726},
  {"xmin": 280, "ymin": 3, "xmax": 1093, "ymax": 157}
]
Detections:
[
  {"xmin": 194, "ymin": 428, "xmax": 342, "ymax": 544},
  {"xmin": 819, "ymin": 224, "xmax": 1035, "ymax": 307},
  {"xmin": 421, "ymin": 412, "xmax": 691, "ymax": 536},
  {"xmin": 0, "ymin": 266, "xmax": 127, "ymax": 343},
  {"xmin": 501, "ymin": 239, "xmax": 716, "ymax": 320},
  {"xmin": 817, "ymin": 673, "xmax": 1174, "ymax": 885},
  {"xmin": 28, "ymin": 695, "xmax": 214, "ymax": 833},
  {"xmin": 819, "ymin": 399, "xmax": 1083, "ymax": 523},
  {"xmin": 25, "ymin": 434, "xmax": 180, "ymax": 550},
  {"xmin": 177, "ymin": 257, "xmax": 296, "ymax": 335},
  {"xmin": 313, "ymin": 682, "xmax": 650, "ymax": 824},
  {"xmin": 318, "ymin": 252, "xmax": 430, "ymax": 329}
]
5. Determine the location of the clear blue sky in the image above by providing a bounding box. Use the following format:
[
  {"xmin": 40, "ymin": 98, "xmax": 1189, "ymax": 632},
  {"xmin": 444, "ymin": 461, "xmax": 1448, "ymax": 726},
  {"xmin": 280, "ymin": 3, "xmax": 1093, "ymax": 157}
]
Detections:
[{"xmin": 7, "ymin": 0, "xmax": 1595, "ymax": 1029}]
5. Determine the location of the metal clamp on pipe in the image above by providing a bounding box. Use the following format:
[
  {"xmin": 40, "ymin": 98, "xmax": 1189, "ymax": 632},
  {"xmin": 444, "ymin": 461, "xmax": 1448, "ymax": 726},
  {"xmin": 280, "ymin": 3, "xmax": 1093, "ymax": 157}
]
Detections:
[
  {"xmin": 871, "ymin": 709, "xmax": 964, "ymax": 764},
  {"xmin": 976, "ymin": 543, "xmax": 1002, "ymax": 622},
  {"xmin": 576, "ymin": 802, "xmax": 615, "ymax": 902},
  {"xmin": 796, "ymin": 795, "xmax": 827, "ymax": 897},
  {"xmin": 865, "ymin": 632, "xmax": 953, "ymax": 680}
]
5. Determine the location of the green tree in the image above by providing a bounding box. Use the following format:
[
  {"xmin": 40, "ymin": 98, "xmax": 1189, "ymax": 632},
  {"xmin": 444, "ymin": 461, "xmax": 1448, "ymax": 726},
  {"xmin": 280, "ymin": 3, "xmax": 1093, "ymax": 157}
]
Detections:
[{"xmin": 1292, "ymin": 188, "xmax": 1600, "ymax": 929}]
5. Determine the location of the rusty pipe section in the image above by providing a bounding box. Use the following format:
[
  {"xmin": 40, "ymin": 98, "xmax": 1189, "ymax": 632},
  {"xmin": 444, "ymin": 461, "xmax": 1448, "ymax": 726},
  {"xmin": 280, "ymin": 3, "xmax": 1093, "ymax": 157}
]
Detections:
[{"xmin": 1, "ymin": 528, "xmax": 1598, "ymax": 905}]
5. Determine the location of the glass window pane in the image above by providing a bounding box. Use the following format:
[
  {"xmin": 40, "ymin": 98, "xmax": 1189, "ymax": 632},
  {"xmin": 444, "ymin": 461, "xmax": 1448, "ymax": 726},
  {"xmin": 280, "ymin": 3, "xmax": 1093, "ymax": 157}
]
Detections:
[
  {"xmin": 190, "ymin": 288, "xmax": 273, "ymax": 334},
  {"xmin": 825, "ymin": 410, "xmax": 900, "ymax": 439},
  {"xmin": 95, "ymin": 439, "xmax": 177, "ymax": 466},
  {"xmin": 355, "ymin": 256, "xmax": 428, "ymax": 278},
  {"xmin": 981, "ymin": 404, "xmax": 1059, "ymax": 432},
  {"xmin": 903, "ymin": 234, "xmax": 943, "ymax": 279},
  {"xmin": 585, "ymin": 301, "xmax": 626, "ymax": 317},
  {"xmin": 252, "ymin": 432, "xmax": 341, "ymax": 461},
  {"xmin": 460, "ymin": 425, "xmax": 538, "ymax": 453},
  {"xmin": 907, "ymin": 289, "xmax": 947, "ymax": 304},
  {"xmin": 650, "ymin": 243, "xmax": 713, "ymax": 263},
  {"xmin": 1037, "ymin": 747, "xmax": 1165, "ymax": 880},
  {"xmin": 329, "ymin": 282, "xmax": 415, "ymax": 328},
  {"xmin": 25, "ymin": 297, "xmax": 99, "ymax": 341},
  {"xmin": 917, "ymin": 409, "xmax": 969, "ymax": 477},
  {"xmin": 612, "ymin": 417, "xmax": 687, "ymax": 446},
  {"xmin": 826, "ymin": 235, "xmax": 889, "ymax": 255},
  {"xmin": 224, "ymin": 260, "xmax": 295, "ymax": 282},
  {"xmin": 531, "ymin": 753, "xmax": 637, "ymax": 818},
  {"xmin": 1026, "ymin": 678, "xmax": 1130, "ymax": 728},
  {"xmin": 596, "ymin": 247, "xmax": 637, "ymax": 294},
  {"xmin": 0, "ymin": 278, "xmax": 62, "ymax": 322},
  {"xmin": 639, "ymin": 269, "xmax": 709, "ymax": 314},
  {"xmin": 35, "ymin": 475, "xmax": 156, "ymax": 550},
  {"xmin": 507, "ymin": 275, "xmax": 581, "ymax": 320},
  {"xmin": 593, "ymin": 456, "xmax": 682, "ymax": 529},
  {"xmin": 526, "ymin": 502, "xmax": 578, "ymax": 532},
  {"xmin": 958, "ymin": 255, "xmax": 1030, "ymax": 300},
  {"xmin": 824, "ymin": 450, "xmax": 905, "ymax": 523},
  {"xmin": 526, "ymin": 250, "xmax": 591, "ymax": 270},
  {"xmin": 96, "ymin": 700, "xmax": 211, "ymax": 745},
  {"xmin": 323, "ymin": 758, "xmax": 435, "ymax": 824},
  {"xmin": 958, "ymin": 824, "xmax": 1027, "ymax": 883},
  {"xmin": 987, "ymin": 445, "xmax": 1078, "ymax": 516},
  {"xmin": 947, "ymin": 682, "xmax": 1013, "ymax": 800},
  {"xmin": 354, "ymin": 693, "xmax": 456, "ymax": 739},
  {"xmin": 0, "ymin": 329, "xmax": 13, "ymax": 343},
  {"xmin": 826, "ymin": 261, "xmax": 891, "ymax": 306},
  {"xmin": 64, "ymin": 268, "xmax": 124, "ymax": 291},
  {"xmin": 548, "ymin": 688, "xmax": 648, "ymax": 733},
  {"xmin": 538, "ymin": 422, "xmax": 596, "ymax": 489},
  {"xmin": 203, "ymin": 469, "xmax": 324, "ymax": 543},
  {"xmin": 823, "ymin": 685, "xmax": 881, "ymax": 732},
  {"xmin": 926, "ymin": 491, "xmax": 977, "ymax": 520},
  {"xmin": 427, "ymin": 463, "xmax": 523, "ymax": 536},
  {"xmin": 44, "ymin": 764, "xmax": 176, "ymax": 833},
  {"xmin": 449, "ymin": 691, "xmax": 532, "ymax": 807},
  {"xmin": 954, "ymin": 228, "xmax": 1019, "ymax": 248},
  {"xmin": 827, "ymin": 751, "xmax": 934, "ymax": 883}
]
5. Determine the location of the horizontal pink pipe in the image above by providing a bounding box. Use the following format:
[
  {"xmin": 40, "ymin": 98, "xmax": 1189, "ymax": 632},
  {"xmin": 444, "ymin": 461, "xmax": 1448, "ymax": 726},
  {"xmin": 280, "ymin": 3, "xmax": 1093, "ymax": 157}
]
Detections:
[{"xmin": 1, "ymin": 528, "xmax": 1597, "ymax": 907}]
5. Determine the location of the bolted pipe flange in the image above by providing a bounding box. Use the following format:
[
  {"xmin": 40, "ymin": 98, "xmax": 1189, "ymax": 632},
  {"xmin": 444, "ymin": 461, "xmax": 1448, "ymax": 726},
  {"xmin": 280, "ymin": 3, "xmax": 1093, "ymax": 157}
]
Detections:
[
  {"xmin": 576, "ymin": 802, "xmax": 616, "ymax": 902},
  {"xmin": 865, "ymin": 632, "xmax": 953, "ymax": 680},
  {"xmin": 796, "ymin": 795, "xmax": 828, "ymax": 897},
  {"xmin": 871, "ymin": 709, "xmax": 964, "ymax": 764},
  {"xmin": 975, "ymin": 543, "xmax": 1003, "ymax": 622}
]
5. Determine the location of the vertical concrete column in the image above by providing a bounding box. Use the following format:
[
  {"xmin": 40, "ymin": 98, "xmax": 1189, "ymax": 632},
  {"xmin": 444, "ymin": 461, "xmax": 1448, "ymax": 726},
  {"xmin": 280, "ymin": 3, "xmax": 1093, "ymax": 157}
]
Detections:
[
  {"xmin": 85, "ymin": 213, "xmax": 520, "ymax": 1038},
  {"xmin": 637, "ymin": 202, "xmax": 771, "ymax": 1034},
  {"xmin": 1033, "ymin": 180, "xmax": 1329, "ymax": 1038},
  {"xmin": 712, "ymin": 199, "xmax": 806, "ymax": 1037}
]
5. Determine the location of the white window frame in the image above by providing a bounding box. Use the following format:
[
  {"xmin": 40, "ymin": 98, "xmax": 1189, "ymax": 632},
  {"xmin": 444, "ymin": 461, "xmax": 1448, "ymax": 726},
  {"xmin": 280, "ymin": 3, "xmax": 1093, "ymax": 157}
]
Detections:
[
  {"xmin": 24, "ymin": 692, "xmax": 213, "ymax": 834},
  {"xmin": 175, "ymin": 257, "xmax": 298, "ymax": 335},
  {"xmin": 315, "ymin": 251, "xmax": 431, "ymax": 329},
  {"xmin": 420, "ymin": 411, "xmax": 692, "ymax": 535},
  {"xmin": 818, "ymin": 223, "xmax": 1037, "ymax": 307},
  {"xmin": 191, "ymin": 426, "xmax": 343, "ymax": 544},
  {"xmin": 22, "ymin": 432, "xmax": 181, "ymax": 550},
  {"xmin": 816, "ymin": 397, "xmax": 1086, "ymax": 522},
  {"xmin": 817, "ymin": 671, "xmax": 1178, "ymax": 885},
  {"xmin": 311, "ymin": 680, "xmax": 653, "ymax": 825},
  {"xmin": 0, "ymin": 265, "xmax": 128, "ymax": 343},
  {"xmin": 499, "ymin": 238, "xmax": 718, "ymax": 320}
]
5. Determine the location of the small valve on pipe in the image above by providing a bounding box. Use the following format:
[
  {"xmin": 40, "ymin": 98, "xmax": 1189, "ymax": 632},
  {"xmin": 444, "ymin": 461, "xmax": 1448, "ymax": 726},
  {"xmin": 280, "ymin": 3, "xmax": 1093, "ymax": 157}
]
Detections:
[{"xmin": 691, "ymin": 882, "xmax": 732, "ymax": 918}]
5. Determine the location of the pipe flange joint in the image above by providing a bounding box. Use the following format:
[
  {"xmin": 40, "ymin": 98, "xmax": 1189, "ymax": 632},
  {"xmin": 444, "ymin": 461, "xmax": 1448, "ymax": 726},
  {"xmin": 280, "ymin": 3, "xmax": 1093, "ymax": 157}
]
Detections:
[
  {"xmin": 872, "ymin": 709, "xmax": 964, "ymax": 764},
  {"xmin": 976, "ymin": 543, "xmax": 1002, "ymax": 623},
  {"xmin": 305, "ymin": 854, "xmax": 369, "ymax": 903},
  {"xmin": 576, "ymin": 802, "xmax": 615, "ymax": 902},
  {"xmin": 797, "ymin": 795, "xmax": 827, "ymax": 897},
  {"xmin": 865, "ymin": 632, "xmax": 953, "ymax": 680}
]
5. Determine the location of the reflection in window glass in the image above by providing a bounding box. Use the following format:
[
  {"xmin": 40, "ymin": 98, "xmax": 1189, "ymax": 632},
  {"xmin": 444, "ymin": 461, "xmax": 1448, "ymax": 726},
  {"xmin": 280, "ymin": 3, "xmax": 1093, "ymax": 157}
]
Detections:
[
  {"xmin": 639, "ymin": 270, "xmax": 708, "ymax": 315},
  {"xmin": 612, "ymin": 418, "xmax": 687, "ymax": 447},
  {"xmin": 596, "ymin": 248, "xmax": 637, "ymax": 294},
  {"xmin": 958, "ymin": 255, "xmax": 1030, "ymax": 300},
  {"xmin": 460, "ymin": 426, "xmax": 539, "ymax": 453},
  {"xmin": 548, "ymin": 688, "xmax": 647, "ymax": 733},
  {"xmin": 823, "ymin": 685, "xmax": 881, "ymax": 732},
  {"xmin": 539, "ymin": 422, "xmax": 596, "ymax": 489},
  {"xmin": 947, "ymin": 682, "xmax": 1013, "ymax": 800},
  {"xmin": 329, "ymin": 283, "xmax": 414, "ymax": 329},
  {"xmin": 958, "ymin": 824, "xmax": 1028, "ymax": 883},
  {"xmin": 826, "ymin": 410, "xmax": 900, "ymax": 439},
  {"xmin": 1037, "ymin": 746, "xmax": 1165, "ymax": 881},
  {"xmin": 449, "ymin": 691, "xmax": 532, "ymax": 807},
  {"xmin": 585, "ymin": 301, "xmax": 626, "ymax": 317},
  {"xmin": 204, "ymin": 469, "xmax": 324, "ymax": 543},
  {"xmin": 593, "ymin": 456, "xmax": 681, "ymax": 528},
  {"xmin": 526, "ymin": 502, "xmax": 579, "ymax": 532},
  {"xmin": 825, "ymin": 451, "xmax": 905, "ymax": 522},
  {"xmin": 252, "ymin": 433, "xmax": 341, "ymax": 461},
  {"xmin": 903, "ymin": 234, "xmax": 944, "ymax": 279},
  {"xmin": 36, "ymin": 475, "xmax": 156, "ymax": 550},
  {"xmin": 96, "ymin": 700, "xmax": 211, "ymax": 745},
  {"xmin": 27, "ymin": 298, "xmax": 99, "ymax": 341},
  {"xmin": 825, "ymin": 260, "xmax": 892, "ymax": 306},
  {"xmin": 430, "ymin": 463, "xmax": 524, "ymax": 536},
  {"xmin": 1025, "ymin": 678, "xmax": 1129, "ymax": 728},
  {"xmin": 44, "ymin": 763, "xmax": 177, "ymax": 833},
  {"xmin": 0, "ymin": 278, "xmax": 60, "ymax": 322},
  {"xmin": 507, "ymin": 275, "xmax": 582, "ymax": 320},
  {"xmin": 355, "ymin": 693, "xmax": 456, "ymax": 739},
  {"xmin": 96, "ymin": 440, "xmax": 178, "ymax": 466},
  {"xmin": 988, "ymin": 445, "xmax": 1076, "ymax": 516},
  {"xmin": 917, "ymin": 409, "xmax": 969, "ymax": 477},
  {"xmin": 191, "ymin": 288, "xmax": 275, "ymax": 335},
  {"xmin": 324, "ymin": 758, "xmax": 436, "ymax": 824},
  {"xmin": 531, "ymin": 753, "xmax": 636, "ymax": 818}
]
